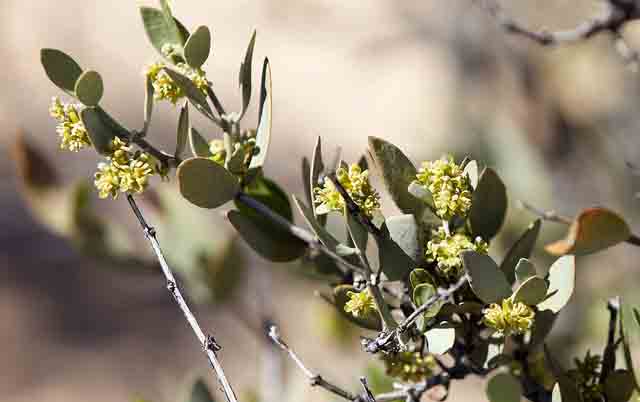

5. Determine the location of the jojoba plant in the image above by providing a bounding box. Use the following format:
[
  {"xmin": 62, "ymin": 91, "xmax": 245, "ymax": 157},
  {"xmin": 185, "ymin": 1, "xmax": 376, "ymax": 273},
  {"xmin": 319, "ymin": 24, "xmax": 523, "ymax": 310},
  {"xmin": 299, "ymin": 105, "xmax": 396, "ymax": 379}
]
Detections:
[{"xmin": 31, "ymin": 1, "xmax": 640, "ymax": 402}]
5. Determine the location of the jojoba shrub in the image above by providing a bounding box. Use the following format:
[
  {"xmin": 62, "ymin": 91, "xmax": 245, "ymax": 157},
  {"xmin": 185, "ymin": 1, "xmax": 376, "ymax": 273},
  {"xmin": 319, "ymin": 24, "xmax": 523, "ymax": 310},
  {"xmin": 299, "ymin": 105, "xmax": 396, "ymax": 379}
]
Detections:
[{"xmin": 33, "ymin": 1, "xmax": 640, "ymax": 402}]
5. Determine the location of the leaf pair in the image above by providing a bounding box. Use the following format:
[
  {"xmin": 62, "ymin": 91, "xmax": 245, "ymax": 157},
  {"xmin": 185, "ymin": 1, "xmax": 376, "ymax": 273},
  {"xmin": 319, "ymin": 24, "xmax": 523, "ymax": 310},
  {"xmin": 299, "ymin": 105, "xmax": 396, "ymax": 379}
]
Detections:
[{"xmin": 41, "ymin": 49, "xmax": 104, "ymax": 106}]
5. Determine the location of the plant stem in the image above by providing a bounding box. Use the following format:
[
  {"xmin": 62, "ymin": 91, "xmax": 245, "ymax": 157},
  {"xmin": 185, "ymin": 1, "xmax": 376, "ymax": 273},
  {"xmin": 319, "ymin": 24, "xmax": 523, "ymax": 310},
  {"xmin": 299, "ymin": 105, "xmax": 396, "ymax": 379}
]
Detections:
[{"xmin": 126, "ymin": 195, "xmax": 239, "ymax": 402}]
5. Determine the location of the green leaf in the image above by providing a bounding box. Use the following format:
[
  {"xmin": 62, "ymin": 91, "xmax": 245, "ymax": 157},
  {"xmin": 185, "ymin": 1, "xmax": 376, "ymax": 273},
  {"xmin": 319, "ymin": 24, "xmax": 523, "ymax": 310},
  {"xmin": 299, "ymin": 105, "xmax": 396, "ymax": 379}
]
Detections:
[
  {"xmin": 177, "ymin": 157, "xmax": 239, "ymax": 208},
  {"xmin": 461, "ymin": 251, "xmax": 512, "ymax": 304},
  {"xmin": 80, "ymin": 107, "xmax": 117, "ymax": 155},
  {"xmin": 144, "ymin": 75, "xmax": 154, "ymax": 133},
  {"xmin": 514, "ymin": 258, "xmax": 537, "ymax": 284},
  {"xmin": 537, "ymin": 255, "xmax": 575, "ymax": 313},
  {"xmin": 175, "ymin": 103, "xmax": 189, "ymax": 158},
  {"xmin": 486, "ymin": 373, "xmax": 522, "ymax": 402},
  {"xmin": 41, "ymin": 48, "xmax": 83, "ymax": 94},
  {"xmin": 292, "ymin": 195, "xmax": 342, "ymax": 252},
  {"xmin": 383, "ymin": 214, "xmax": 421, "ymax": 262},
  {"xmin": 413, "ymin": 283, "xmax": 444, "ymax": 318},
  {"xmin": 463, "ymin": 160, "xmax": 479, "ymax": 189},
  {"xmin": 189, "ymin": 127, "xmax": 212, "ymax": 158},
  {"xmin": 74, "ymin": 70, "xmax": 104, "ymax": 106},
  {"xmin": 188, "ymin": 379, "xmax": 215, "ymax": 402},
  {"xmin": 333, "ymin": 285, "xmax": 382, "ymax": 331},
  {"xmin": 468, "ymin": 168, "xmax": 507, "ymax": 240},
  {"xmin": 546, "ymin": 208, "xmax": 631, "ymax": 256},
  {"xmin": 301, "ymin": 157, "xmax": 312, "ymax": 207},
  {"xmin": 184, "ymin": 26, "xmax": 211, "ymax": 69},
  {"xmin": 228, "ymin": 210, "xmax": 306, "ymax": 262},
  {"xmin": 239, "ymin": 30, "xmax": 256, "ymax": 117},
  {"xmin": 310, "ymin": 136, "xmax": 326, "ymax": 223},
  {"xmin": 249, "ymin": 58, "xmax": 272, "ymax": 170},
  {"xmin": 604, "ymin": 370, "xmax": 635, "ymax": 402},
  {"xmin": 512, "ymin": 276, "xmax": 548, "ymax": 306},
  {"xmin": 346, "ymin": 212, "xmax": 368, "ymax": 254},
  {"xmin": 238, "ymin": 176, "xmax": 292, "ymax": 221},
  {"xmin": 500, "ymin": 219, "xmax": 541, "ymax": 283},
  {"xmin": 425, "ymin": 326, "xmax": 455, "ymax": 355},
  {"xmin": 367, "ymin": 136, "xmax": 429, "ymax": 216},
  {"xmin": 410, "ymin": 268, "xmax": 435, "ymax": 290},
  {"xmin": 163, "ymin": 68, "xmax": 215, "ymax": 120},
  {"xmin": 377, "ymin": 220, "xmax": 416, "ymax": 281},
  {"xmin": 140, "ymin": 6, "xmax": 184, "ymax": 56}
]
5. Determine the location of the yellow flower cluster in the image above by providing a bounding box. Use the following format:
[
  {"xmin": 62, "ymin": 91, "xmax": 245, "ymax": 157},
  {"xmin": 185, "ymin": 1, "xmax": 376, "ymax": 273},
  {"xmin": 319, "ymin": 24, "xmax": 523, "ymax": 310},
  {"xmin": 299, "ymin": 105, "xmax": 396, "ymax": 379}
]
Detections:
[
  {"xmin": 209, "ymin": 139, "xmax": 226, "ymax": 165},
  {"xmin": 416, "ymin": 155, "xmax": 472, "ymax": 220},
  {"xmin": 382, "ymin": 352, "xmax": 436, "ymax": 383},
  {"xmin": 144, "ymin": 62, "xmax": 209, "ymax": 104},
  {"xmin": 49, "ymin": 97, "xmax": 92, "ymax": 152},
  {"xmin": 426, "ymin": 226, "xmax": 488, "ymax": 280},
  {"xmin": 344, "ymin": 289, "xmax": 377, "ymax": 318},
  {"xmin": 314, "ymin": 164, "xmax": 380, "ymax": 218},
  {"xmin": 208, "ymin": 135, "xmax": 258, "ymax": 170},
  {"xmin": 483, "ymin": 298, "xmax": 535, "ymax": 336},
  {"xmin": 94, "ymin": 138, "xmax": 155, "ymax": 199}
]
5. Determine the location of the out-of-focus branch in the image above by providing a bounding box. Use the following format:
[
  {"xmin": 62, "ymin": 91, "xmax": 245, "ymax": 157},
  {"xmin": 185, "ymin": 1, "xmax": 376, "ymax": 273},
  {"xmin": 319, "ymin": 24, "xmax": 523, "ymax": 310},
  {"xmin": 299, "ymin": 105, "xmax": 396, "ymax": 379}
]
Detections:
[
  {"xmin": 473, "ymin": 0, "xmax": 640, "ymax": 69},
  {"xmin": 126, "ymin": 195, "xmax": 239, "ymax": 402}
]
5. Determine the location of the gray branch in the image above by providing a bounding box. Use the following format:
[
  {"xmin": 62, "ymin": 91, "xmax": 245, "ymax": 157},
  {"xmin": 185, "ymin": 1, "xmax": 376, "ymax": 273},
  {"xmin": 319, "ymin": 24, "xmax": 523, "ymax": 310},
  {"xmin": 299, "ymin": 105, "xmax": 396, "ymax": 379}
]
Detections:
[{"xmin": 126, "ymin": 195, "xmax": 239, "ymax": 402}]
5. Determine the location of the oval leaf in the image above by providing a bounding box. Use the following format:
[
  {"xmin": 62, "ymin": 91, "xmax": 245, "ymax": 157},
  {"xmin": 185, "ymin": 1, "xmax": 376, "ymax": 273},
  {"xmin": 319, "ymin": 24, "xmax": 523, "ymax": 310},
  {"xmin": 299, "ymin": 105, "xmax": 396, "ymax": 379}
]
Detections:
[
  {"xmin": 461, "ymin": 251, "xmax": 512, "ymax": 304},
  {"xmin": 178, "ymin": 157, "xmax": 239, "ymax": 208},
  {"xmin": 537, "ymin": 255, "xmax": 575, "ymax": 313},
  {"xmin": 512, "ymin": 276, "xmax": 548, "ymax": 306},
  {"xmin": 80, "ymin": 107, "xmax": 117, "ymax": 155},
  {"xmin": 175, "ymin": 103, "xmax": 189, "ymax": 158},
  {"xmin": 545, "ymin": 208, "xmax": 631, "ymax": 256},
  {"xmin": 41, "ymin": 48, "xmax": 83, "ymax": 93},
  {"xmin": 500, "ymin": 219, "xmax": 541, "ymax": 283},
  {"xmin": 239, "ymin": 30, "xmax": 256, "ymax": 117},
  {"xmin": 425, "ymin": 326, "xmax": 455, "ymax": 355},
  {"xmin": 140, "ymin": 6, "xmax": 184, "ymax": 56},
  {"xmin": 228, "ymin": 210, "xmax": 306, "ymax": 262},
  {"xmin": 75, "ymin": 70, "xmax": 104, "ymax": 106},
  {"xmin": 189, "ymin": 127, "xmax": 213, "ymax": 158},
  {"xmin": 163, "ymin": 68, "xmax": 215, "ymax": 120},
  {"xmin": 184, "ymin": 26, "xmax": 211, "ymax": 69},
  {"xmin": 368, "ymin": 136, "xmax": 428, "ymax": 216},
  {"xmin": 384, "ymin": 214, "xmax": 421, "ymax": 262},
  {"xmin": 249, "ymin": 58, "xmax": 272, "ymax": 169},
  {"xmin": 514, "ymin": 258, "xmax": 537, "ymax": 284},
  {"xmin": 413, "ymin": 283, "xmax": 444, "ymax": 318},
  {"xmin": 469, "ymin": 168, "xmax": 507, "ymax": 240},
  {"xmin": 604, "ymin": 370, "xmax": 635, "ymax": 402},
  {"xmin": 463, "ymin": 160, "xmax": 479, "ymax": 189},
  {"xmin": 486, "ymin": 373, "xmax": 522, "ymax": 402},
  {"xmin": 410, "ymin": 268, "xmax": 435, "ymax": 290}
]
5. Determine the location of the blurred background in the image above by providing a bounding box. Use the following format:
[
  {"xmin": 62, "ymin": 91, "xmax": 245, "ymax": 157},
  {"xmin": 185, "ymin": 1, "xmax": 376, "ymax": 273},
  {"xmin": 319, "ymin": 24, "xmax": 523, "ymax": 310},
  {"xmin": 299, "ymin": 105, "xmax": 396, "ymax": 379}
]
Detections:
[{"xmin": 2, "ymin": 0, "xmax": 640, "ymax": 401}]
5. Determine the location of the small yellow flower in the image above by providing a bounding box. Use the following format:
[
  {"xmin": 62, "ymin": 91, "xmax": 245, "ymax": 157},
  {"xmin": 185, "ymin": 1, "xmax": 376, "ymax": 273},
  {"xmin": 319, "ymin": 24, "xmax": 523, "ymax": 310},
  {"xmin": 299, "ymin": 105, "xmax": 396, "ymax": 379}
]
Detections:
[
  {"xmin": 426, "ymin": 226, "xmax": 488, "ymax": 280},
  {"xmin": 344, "ymin": 289, "xmax": 377, "ymax": 318},
  {"xmin": 209, "ymin": 139, "xmax": 226, "ymax": 165},
  {"xmin": 49, "ymin": 97, "xmax": 92, "ymax": 152},
  {"xmin": 314, "ymin": 164, "xmax": 380, "ymax": 218},
  {"xmin": 93, "ymin": 138, "xmax": 155, "ymax": 199},
  {"xmin": 483, "ymin": 298, "xmax": 535, "ymax": 336},
  {"xmin": 416, "ymin": 155, "xmax": 472, "ymax": 220},
  {"xmin": 144, "ymin": 61, "xmax": 210, "ymax": 104},
  {"xmin": 382, "ymin": 352, "xmax": 436, "ymax": 383}
]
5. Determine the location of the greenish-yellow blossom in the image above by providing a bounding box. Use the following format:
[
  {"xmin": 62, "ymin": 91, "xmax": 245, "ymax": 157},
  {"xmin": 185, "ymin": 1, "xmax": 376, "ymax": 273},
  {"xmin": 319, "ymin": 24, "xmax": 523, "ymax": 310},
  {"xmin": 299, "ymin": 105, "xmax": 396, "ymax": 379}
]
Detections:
[
  {"xmin": 49, "ymin": 97, "xmax": 91, "ymax": 152},
  {"xmin": 382, "ymin": 352, "xmax": 436, "ymax": 383},
  {"xmin": 416, "ymin": 155, "xmax": 472, "ymax": 220},
  {"xmin": 344, "ymin": 289, "xmax": 377, "ymax": 318},
  {"xmin": 426, "ymin": 226, "xmax": 488, "ymax": 280},
  {"xmin": 314, "ymin": 164, "xmax": 380, "ymax": 218},
  {"xmin": 144, "ymin": 62, "xmax": 209, "ymax": 104},
  {"xmin": 483, "ymin": 298, "xmax": 535, "ymax": 336},
  {"xmin": 209, "ymin": 139, "xmax": 226, "ymax": 165},
  {"xmin": 94, "ymin": 138, "xmax": 156, "ymax": 199}
]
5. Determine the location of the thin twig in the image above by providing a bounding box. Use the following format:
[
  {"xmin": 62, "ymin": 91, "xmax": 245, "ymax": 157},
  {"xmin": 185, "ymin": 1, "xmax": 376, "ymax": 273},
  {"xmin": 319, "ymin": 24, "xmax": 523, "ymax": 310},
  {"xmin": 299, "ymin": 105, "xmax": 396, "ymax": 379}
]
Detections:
[
  {"xmin": 126, "ymin": 195, "xmax": 239, "ymax": 402},
  {"xmin": 268, "ymin": 325, "xmax": 359, "ymax": 401},
  {"xmin": 473, "ymin": 0, "xmax": 640, "ymax": 69},
  {"xmin": 600, "ymin": 297, "xmax": 620, "ymax": 383}
]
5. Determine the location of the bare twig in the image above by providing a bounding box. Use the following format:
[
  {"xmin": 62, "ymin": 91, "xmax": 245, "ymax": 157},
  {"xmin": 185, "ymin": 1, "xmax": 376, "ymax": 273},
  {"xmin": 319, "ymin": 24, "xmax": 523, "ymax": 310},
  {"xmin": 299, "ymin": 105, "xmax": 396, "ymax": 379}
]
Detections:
[
  {"xmin": 268, "ymin": 325, "xmax": 359, "ymax": 401},
  {"xmin": 474, "ymin": 0, "xmax": 640, "ymax": 69},
  {"xmin": 126, "ymin": 195, "xmax": 239, "ymax": 402},
  {"xmin": 600, "ymin": 297, "xmax": 621, "ymax": 383}
]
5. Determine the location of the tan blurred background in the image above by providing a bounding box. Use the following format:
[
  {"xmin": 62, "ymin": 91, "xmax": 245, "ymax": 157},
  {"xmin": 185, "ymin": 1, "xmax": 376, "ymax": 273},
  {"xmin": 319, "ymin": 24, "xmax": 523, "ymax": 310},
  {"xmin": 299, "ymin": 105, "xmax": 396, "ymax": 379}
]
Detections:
[{"xmin": 2, "ymin": 1, "xmax": 640, "ymax": 401}]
